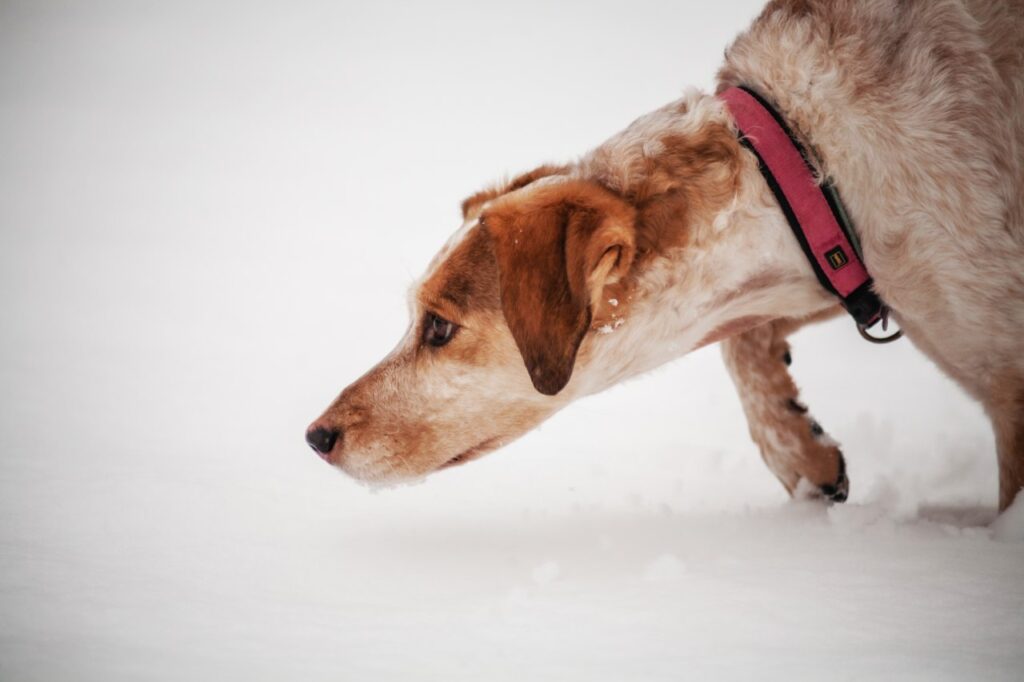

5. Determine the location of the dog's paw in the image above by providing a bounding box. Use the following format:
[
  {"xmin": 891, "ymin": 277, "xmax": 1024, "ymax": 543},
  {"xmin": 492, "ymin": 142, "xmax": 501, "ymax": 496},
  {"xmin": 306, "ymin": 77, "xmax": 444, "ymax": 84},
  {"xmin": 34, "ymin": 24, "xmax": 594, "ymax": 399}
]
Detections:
[
  {"xmin": 819, "ymin": 457, "xmax": 849, "ymax": 503},
  {"xmin": 792, "ymin": 452, "xmax": 849, "ymax": 503}
]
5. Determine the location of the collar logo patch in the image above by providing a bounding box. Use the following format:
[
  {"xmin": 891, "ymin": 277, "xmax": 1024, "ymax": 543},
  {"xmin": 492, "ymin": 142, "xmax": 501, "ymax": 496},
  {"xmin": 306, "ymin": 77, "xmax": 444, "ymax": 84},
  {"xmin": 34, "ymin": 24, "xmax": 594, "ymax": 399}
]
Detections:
[{"xmin": 826, "ymin": 246, "xmax": 849, "ymax": 270}]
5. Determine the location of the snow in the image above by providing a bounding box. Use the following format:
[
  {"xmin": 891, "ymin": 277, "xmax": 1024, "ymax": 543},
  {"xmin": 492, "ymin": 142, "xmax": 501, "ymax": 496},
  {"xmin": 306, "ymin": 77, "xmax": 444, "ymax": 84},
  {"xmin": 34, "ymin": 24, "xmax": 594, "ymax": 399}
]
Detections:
[{"xmin": 1, "ymin": 1, "xmax": 1021, "ymax": 680}]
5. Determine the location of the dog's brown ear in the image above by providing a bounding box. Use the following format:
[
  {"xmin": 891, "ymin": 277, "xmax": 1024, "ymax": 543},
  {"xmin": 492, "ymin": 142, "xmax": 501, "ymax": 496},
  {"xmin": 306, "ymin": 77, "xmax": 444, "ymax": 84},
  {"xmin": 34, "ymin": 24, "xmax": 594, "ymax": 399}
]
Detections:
[{"xmin": 483, "ymin": 181, "xmax": 636, "ymax": 395}]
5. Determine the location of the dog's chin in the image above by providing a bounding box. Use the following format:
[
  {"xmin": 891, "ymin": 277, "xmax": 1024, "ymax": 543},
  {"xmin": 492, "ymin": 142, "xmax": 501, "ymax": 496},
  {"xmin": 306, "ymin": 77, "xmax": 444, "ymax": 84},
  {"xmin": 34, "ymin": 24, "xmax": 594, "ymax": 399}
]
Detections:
[
  {"xmin": 338, "ymin": 461, "xmax": 427, "ymax": 491},
  {"xmin": 338, "ymin": 438, "xmax": 503, "ymax": 489},
  {"xmin": 437, "ymin": 437, "xmax": 502, "ymax": 471}
]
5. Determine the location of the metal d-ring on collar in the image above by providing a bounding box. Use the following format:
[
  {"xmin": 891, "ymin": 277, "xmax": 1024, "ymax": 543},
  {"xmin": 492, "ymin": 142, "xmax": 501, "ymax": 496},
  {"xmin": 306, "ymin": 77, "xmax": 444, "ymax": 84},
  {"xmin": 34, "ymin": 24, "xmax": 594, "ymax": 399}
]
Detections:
[{"xmin": 857, "ymin": 307, "xmax": 904, "ymax": 344}]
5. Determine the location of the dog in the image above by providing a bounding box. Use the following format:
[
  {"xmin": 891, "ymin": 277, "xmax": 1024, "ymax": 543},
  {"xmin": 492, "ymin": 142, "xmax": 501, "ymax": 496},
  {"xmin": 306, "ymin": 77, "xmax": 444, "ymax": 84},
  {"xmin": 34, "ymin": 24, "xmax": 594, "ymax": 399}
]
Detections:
[{"xmin": 307, "ymin": 0, "xmax": 1024, "ymax": 511}]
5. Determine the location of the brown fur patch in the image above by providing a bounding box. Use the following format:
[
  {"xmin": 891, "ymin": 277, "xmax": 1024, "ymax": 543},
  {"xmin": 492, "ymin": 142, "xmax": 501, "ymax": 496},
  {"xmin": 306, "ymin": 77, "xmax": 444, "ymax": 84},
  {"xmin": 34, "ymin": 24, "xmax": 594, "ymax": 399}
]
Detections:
[
  {"xmin": 483, "ymin": 179, "xmax": 636, "ymax": 395},
  {"xmin": 584, "ymin": 117, "xmax": 743, "ymax": 264},
  {"xmin": 418, "ymin": 228, "xmax": 500, "ymax": 318}
]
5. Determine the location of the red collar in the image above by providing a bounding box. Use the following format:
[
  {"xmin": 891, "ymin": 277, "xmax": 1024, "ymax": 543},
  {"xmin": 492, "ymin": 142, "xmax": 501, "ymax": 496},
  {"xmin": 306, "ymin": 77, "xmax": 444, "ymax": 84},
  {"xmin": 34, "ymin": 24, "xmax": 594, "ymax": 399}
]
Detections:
[{"xmin": 719, "ymin": 86, "xmax": 894, "ymax": 337}]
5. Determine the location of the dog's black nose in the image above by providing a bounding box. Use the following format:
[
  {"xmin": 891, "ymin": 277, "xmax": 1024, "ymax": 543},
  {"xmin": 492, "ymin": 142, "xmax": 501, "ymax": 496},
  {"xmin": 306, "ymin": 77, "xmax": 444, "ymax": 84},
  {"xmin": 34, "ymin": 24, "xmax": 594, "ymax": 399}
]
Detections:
[{"xmin": 306, "ymin": 426, "xmax": 340, "ymax": 458}]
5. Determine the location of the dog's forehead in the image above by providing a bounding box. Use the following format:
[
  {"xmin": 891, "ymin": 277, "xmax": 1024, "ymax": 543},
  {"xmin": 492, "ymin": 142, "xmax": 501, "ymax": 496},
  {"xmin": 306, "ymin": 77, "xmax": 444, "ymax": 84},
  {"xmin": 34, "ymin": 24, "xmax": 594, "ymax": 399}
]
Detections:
[
  {"xmin": 412, "ymin": 221, "xmax": 500, "ymax": 315},
  {"xmin": 417, "ymin": 214, "xmax": 480, "ymax": 292}
]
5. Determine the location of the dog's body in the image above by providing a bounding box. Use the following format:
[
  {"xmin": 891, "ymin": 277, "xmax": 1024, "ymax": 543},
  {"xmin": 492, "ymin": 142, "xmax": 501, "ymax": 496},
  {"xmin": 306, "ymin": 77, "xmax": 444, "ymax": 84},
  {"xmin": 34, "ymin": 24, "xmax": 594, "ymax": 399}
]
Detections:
[{"xmin": 309, "ymin": 0, "xmax": 1024, "ymax": 510}]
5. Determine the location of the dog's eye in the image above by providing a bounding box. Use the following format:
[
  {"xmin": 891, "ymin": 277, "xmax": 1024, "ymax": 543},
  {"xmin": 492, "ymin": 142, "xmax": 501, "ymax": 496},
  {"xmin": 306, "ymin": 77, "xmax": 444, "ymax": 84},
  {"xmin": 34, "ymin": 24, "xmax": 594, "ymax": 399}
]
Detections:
[{"xmin": 423, "ymin": 313, "xmax": 457, "ymax": 347}]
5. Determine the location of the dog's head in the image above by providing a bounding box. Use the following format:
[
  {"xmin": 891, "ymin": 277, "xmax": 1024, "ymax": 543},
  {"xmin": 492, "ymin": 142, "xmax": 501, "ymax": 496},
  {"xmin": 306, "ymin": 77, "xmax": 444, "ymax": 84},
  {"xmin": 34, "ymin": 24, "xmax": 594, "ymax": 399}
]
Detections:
[
  {"xmin": 305, "ymin": 169, "xmax": 641, "ymax": 482},
  {"xmin": 306, "ymin": 97, "xmax": 761, "ymax": 483}
]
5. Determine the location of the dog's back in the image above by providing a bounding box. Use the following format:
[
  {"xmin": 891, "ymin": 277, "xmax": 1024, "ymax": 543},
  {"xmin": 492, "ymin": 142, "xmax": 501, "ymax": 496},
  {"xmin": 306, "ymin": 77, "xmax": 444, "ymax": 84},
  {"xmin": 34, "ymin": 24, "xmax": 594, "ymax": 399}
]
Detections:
[{"xmin": 721, "ymin": 0, "xmax": 1023, "ymax": 236}]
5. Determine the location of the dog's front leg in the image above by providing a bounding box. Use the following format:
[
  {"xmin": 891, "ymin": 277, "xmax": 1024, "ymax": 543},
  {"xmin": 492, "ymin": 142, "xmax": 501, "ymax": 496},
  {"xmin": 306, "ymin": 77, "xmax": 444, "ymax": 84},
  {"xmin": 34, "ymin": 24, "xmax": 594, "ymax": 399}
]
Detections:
[{"xmin": 720, "ymin": 311, "xmax": 849, "ymax": 501}]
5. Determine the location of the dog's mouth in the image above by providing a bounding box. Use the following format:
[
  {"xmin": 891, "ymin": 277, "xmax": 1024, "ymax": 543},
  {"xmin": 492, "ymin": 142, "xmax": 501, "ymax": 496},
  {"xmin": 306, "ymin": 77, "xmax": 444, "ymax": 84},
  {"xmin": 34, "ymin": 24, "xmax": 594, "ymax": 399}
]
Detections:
[{"xmin": 439, "ymin": 437, "xmax": 501, "ymax": 470}]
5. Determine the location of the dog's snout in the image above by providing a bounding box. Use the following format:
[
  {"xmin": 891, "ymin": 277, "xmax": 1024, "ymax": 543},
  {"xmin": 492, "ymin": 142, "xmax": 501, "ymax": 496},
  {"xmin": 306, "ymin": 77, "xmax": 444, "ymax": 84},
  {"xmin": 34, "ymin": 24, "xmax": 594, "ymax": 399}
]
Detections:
[{"xmin": 306, "ymin": 425, "xmax": 341, "ymax": 461}]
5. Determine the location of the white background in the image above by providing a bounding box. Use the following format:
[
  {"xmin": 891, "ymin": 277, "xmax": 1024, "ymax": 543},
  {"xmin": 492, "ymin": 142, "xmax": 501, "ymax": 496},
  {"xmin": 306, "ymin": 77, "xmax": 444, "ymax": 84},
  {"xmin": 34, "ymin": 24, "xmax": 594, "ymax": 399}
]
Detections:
[{"xmin": 2, "ymin": 1, "xmax": 1021, "ymax": 680}]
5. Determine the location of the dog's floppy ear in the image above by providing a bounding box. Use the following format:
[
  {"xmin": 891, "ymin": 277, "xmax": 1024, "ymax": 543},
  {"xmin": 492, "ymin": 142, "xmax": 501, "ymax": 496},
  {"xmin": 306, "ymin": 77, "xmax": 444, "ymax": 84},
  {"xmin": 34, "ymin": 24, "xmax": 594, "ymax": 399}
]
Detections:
[{"xmin": 483, "ymin": 181, "xmax": 636, "ymax": 395}]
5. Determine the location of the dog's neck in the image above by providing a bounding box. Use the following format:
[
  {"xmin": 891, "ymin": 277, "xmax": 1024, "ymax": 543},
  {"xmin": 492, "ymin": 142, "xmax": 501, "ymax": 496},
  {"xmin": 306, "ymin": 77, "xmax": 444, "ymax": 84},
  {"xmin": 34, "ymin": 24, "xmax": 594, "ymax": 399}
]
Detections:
[{"xmin": 570, "ymin": 91, "xmax": 835, "ymax": 397}]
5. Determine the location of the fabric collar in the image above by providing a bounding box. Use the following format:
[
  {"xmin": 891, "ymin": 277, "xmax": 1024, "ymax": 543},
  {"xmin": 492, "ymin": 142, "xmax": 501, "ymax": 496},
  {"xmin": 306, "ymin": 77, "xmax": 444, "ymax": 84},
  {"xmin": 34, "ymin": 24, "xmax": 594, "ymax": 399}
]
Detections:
[{"xmin": 719, "ymin": 85, "xmax": 884, "ymax": 329}]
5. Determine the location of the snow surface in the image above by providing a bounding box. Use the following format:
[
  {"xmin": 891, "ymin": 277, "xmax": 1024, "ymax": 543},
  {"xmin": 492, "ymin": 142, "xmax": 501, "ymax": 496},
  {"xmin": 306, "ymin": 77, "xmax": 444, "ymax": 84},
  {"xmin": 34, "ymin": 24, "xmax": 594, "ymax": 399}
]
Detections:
[{"xmin": 1, "ymin": 1, "xmax": 1021, "ymax": 680}]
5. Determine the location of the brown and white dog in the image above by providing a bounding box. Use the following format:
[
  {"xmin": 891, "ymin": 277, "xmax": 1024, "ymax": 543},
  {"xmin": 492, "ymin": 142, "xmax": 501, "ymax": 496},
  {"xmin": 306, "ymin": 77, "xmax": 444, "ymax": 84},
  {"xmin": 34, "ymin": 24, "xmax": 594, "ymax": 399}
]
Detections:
[{"xmin": 307, "ymin": 0, "xmax": 1024, "ymax": 510}]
